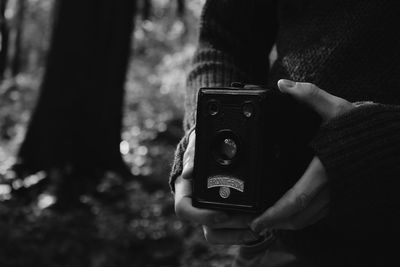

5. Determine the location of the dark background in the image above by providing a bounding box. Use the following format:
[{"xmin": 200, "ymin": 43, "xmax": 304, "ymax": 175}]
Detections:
[{"xmin": 0, "ymin": 0, "xmax": 236, "ymax": 266}]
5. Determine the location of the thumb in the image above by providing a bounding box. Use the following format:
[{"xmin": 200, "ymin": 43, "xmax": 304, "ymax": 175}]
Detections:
[{"xmin": 277, "ymin": 79, "xmax": 354, "ymax": 121}]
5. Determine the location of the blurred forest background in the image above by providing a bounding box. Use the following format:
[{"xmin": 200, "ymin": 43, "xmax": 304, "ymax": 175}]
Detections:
[{"xmin": 0, "ymin": 0, "xmax": 237, "ymax": 266}]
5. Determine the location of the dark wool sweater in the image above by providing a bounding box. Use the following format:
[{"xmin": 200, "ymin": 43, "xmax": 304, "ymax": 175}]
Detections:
[{"xmin": 170, "ymin": 0, "xmax": 400, "ymax": 266}]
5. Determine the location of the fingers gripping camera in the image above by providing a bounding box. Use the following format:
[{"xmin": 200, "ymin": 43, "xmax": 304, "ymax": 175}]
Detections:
[{"xmin": 192, "ymin": 84, "xmax": 321, "ymax": 213}]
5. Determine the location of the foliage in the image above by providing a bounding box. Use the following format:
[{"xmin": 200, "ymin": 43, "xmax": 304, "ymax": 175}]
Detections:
[{"xmin": 0, "ymin": 0, "xmax": 236, "ymax": 266}]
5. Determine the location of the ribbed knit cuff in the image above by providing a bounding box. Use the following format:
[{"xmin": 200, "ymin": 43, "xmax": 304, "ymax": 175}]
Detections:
[
  {"xmin": 169, "ymin": 133, "xmax": 190, "ymax": 193},
  {"xmin": 311, "ymin": 103, "xmax": 400, "ymax": 179},
  {"xmin": 168, "ymin": 127, "xmax": 196, "ymax": 193},
  {"xmin": 310, "ymin": 103, "xmax": 400, "ymax": 233}
]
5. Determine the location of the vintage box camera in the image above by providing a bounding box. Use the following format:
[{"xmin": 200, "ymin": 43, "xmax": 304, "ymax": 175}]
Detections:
[{"xmin": 192, "ymin": 85, "xmax": 321, "ymax": 213}]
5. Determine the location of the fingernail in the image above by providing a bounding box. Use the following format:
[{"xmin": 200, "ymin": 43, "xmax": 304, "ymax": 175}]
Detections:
[
  {"xmin": 214, "ymin": 213, "xmax": 229, "ymax": 223},
  {"xmin": 278, "ymin": 79, "xmax": 296, "ymax": 91}
]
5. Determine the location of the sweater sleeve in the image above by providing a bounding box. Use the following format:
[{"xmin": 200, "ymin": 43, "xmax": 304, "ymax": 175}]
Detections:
[
  {"xmin": 310, "ymin": 103, "xmax": 400, "ymax": 235},
  {"xmin": 169, "ymin": 0, "xmax": 278, "ymax": 192}
]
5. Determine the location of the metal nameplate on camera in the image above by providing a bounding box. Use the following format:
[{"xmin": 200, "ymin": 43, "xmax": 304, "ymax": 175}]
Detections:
[{"xmin": 207, "ymin": 175, "xmax": 244, "ymax": 199}]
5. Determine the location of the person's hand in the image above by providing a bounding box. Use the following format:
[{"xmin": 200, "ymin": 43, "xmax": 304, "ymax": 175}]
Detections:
[
  {"xmin": 251, "ymin": 79, "xmax": 356, "ymax": 233},
  {"xmin": 174, "ymin": 130, "xmax": 260, "ymax": 245}
]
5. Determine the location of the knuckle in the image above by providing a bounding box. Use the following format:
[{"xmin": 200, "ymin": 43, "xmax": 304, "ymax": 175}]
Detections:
[
  {"xmin": 303, "ymin": 83, "xmax": 320, "ymax": 98},
  {"xmin": 334, "ymin": 100, "xmax": 354, "ymax": 117}
]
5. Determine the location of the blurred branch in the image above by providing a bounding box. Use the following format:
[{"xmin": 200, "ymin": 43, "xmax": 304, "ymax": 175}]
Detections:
[
  {"xmin": 0, "ymin": 0, "xmax": 9, "ymax": 81},
  {"xmin": 11, "ymin": 0, "xmax": 26, "ymax": 76},
  {"xmin": 177, "ymin": 0, "xmax": 185, "ymax": 17},
  {"xmin": 143, "ymin": 0, "xmax": 152, "ymax": 20}
]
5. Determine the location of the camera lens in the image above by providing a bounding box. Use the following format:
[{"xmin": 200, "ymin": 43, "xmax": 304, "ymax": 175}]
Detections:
[
  {"xmin": 242, "ymin": 102, "xmax": 254, "ymax": 118},
  {"xmin": 212, "ymin": 130, "xmax": 240, "ymax": 166},
  {"xmin": 219, "ymin": 138, "xmax": 237, "ymax": 160},
  {"xmin": 207, "ymin": 100, "xmax": 219, "ymax": 116}
]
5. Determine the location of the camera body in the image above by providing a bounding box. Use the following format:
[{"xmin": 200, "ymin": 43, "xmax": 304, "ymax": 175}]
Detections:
[{"xmin": 192, "ymin": 85, "xmax": 320, "ymax": 213}]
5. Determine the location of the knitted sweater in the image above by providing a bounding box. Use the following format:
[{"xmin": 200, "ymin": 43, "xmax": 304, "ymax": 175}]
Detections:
[{"xmin": 170, "ymin": 0, "xmax": 400, "ymax": 265}]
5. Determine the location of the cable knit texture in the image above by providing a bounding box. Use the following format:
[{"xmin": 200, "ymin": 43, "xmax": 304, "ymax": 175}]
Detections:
[{"xmin": 170, "ymin": 0, "xmax": 400, "ymax": 265}]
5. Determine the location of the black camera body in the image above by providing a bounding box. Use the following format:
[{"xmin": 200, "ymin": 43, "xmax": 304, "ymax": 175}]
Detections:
[{"xmin": 192, "ymin": 85, "xmax": 321, "ymax": 213}]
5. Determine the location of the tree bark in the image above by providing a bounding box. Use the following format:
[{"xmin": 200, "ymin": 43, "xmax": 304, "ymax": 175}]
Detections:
[{"xmin": 15, "ymin": 0, "xmax": 137, "ymax": 210}]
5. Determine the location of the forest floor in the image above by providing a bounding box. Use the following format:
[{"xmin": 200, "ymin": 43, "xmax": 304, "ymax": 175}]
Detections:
[{"xmin": 0, "ymin": 70, "xmax": 237, "ymax": 267}]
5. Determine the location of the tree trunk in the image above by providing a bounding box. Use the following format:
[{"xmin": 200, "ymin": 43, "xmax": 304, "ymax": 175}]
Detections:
[
  {"xmin": 15, "ymin": 0, "xmax": 137, "ymax": 210},
  {"xmin": 0, "ymin": 0, "xmax": 9, "ymax": 80}
]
